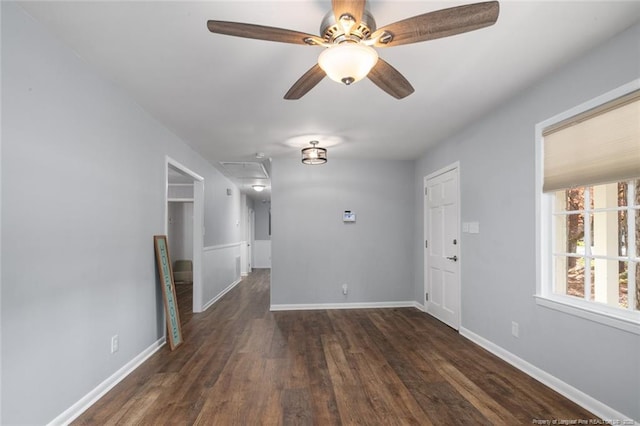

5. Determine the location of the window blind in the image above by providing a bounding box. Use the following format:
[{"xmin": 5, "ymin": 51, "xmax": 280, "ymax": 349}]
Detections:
[{"xmin": 542, "ymin": 90, "xmax": 640, "ymax": 192}]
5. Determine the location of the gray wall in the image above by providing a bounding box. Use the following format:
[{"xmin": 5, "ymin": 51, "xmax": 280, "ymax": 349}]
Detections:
[
  {"xmin": 1, "ymin": 3, "xmax": 241, "ymax": 424},
  {"xmin": 271, "ymin": 158, "xmax": 414, "ymax": 306},
  {"xmin": 413, "ymin": 23, "xmax": 640, "ymax": 420}
]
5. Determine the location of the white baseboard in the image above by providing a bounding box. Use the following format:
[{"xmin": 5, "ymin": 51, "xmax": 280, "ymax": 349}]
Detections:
[
  {"xmin": 459, "ymin": 327, "xmax": 637, "ymax": 424},
  {"xmin": 47, "ymin": 337, "xmax": 166, "ymax": 426},
  {"xmin": 201, "ymin": 277, "xmax": 242, "ymax": 312},
  {"xmin": 271, "ymin": 301, "xmax": 418, "ymax": 311}
]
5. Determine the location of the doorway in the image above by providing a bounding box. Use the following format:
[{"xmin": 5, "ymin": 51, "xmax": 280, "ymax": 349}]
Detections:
[
  {"xmin": 165, "ymin": 157, "xmax": 205, "ymax": 313},
  {"xmin": 167, "ymin": 200, "xmax": 194, "ymax": 322},
  {"xmin": 424, "ymin": 163, "xmax": 461, "ymax": 330},
  {"xmin": 249, "ymin": 208, "xmax": 255, "ymax": 271}
]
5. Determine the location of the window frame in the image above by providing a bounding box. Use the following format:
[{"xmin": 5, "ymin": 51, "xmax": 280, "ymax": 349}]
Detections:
[{"xmin": 535, "ymin": 79, "xmax": 640, "ymax": 335}]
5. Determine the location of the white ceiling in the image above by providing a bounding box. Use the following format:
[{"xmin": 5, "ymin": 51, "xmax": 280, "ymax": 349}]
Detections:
[{"xmin": 18, "ymin": 1, "xmax": 640, "ymax": 169}]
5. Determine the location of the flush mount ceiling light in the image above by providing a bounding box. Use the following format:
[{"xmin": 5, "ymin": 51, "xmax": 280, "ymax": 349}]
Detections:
[
  {"xmin": 301, "ymin": 141, "xmax": 327, "ymax": 165},
  {"xmin": 252, "ymin": 184, "xmax": 266, "ymax": 192},
  {"xmin": 207, "ymin": 1, "xmax": 499, "ymax": 99},
  {"xmin": 318, "ymin": 43, "xmax": 378, "ymax": 86}
]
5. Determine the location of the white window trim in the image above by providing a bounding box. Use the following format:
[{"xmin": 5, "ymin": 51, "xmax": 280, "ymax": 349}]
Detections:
[{"xmin": 535, "ymin": 79, "xmax": 640, "ymax": 335}]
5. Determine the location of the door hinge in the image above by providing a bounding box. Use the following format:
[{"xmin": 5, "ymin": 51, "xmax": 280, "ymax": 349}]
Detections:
[
  {"xmin": 424, "ymin": 187, "xmax": 428, "ymax": 196},
  {"xmin": 425, "ymin": 240, "xmax": 428, "ymax": 248},
  {"xmin": 425, "ymin": 292, "xmax": 429, "ymax": 301}
]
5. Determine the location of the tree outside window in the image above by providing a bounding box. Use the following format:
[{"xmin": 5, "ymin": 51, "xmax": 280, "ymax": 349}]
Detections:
[{"xmin": 553, "ymin": 180, "xmax": 640, "ymax": 311}]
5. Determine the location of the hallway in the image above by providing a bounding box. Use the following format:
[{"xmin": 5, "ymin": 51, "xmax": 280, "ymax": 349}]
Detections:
[{"xmin": 73, "ymin": 269, "xmax": 594, "ymax": 424}]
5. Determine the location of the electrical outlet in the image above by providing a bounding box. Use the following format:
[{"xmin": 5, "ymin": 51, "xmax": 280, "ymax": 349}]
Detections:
[
  {"xmin": 342, "ymin": 283, "xmax": 348, "ymax": 295},
  {"xmin": 111, "ymin": 335, "xmax": 119, "ymax": 354},
  {"xmin": 511, "ymin": 321, "xmax": 519, "ymax": 338}
]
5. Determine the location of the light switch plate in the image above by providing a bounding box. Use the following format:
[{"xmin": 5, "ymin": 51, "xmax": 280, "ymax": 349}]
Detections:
[{"xmin": 469, "ymin": 222, "xmax": 480, "ymax": 234}]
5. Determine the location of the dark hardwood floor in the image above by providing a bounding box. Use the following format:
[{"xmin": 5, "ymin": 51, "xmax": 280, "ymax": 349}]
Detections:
[
  {"xmin": 73, "ymin": 269, "xmax": 595, "ymax": 425},
  {"xmin": 175, "ymin": 281, "xmax": 194, "ymax": 326}
]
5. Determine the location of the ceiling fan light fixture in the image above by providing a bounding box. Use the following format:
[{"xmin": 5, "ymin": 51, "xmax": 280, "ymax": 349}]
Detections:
[
  {"xmin": 301, "ymin": 141, "xmax": 327, "ymax": 165},
  {"xmin": 318, "ymin": 43, "xmax": 378, "ymax": 85}
]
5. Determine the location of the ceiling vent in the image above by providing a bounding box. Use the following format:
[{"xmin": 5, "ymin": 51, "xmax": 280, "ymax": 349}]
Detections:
[{"xmin": 219, "ymin": 162, "xmax": 269, "ymax": 179}]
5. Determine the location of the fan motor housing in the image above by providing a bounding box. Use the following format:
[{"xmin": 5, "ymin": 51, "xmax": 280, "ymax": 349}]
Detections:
[{"xmin": 320, "ymin": 9, "xmax": 377, "ymax": 44}]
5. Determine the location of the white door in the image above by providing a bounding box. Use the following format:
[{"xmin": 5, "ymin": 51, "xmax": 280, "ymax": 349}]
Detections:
[{"xmin": 425, "ymin": 166, "xmax": 460, "ymax": 330}]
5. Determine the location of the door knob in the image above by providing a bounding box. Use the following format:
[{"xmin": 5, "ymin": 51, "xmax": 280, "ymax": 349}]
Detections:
[{"xmin": 446, "ymin": 255, "xmax": 458, "ymax": 262}]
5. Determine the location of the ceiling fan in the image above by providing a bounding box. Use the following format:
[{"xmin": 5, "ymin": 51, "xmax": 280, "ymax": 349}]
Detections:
[{"xmin": 207, "ymin": 1, "xmax": 499, "ymax": 100}]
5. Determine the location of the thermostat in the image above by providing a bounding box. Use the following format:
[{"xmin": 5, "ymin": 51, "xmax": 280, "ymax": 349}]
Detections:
[{"xmin": 343, "ymin": 211, "xmax": 356, "ymax": 222}]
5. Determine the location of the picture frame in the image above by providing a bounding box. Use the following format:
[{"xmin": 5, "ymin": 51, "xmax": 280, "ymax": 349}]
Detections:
[{"xmin": 153, "ymin": 235, "xmax": 183, "ymax": 350}]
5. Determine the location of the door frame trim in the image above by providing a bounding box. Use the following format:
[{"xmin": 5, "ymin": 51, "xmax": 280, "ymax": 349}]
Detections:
[
  {"xmin": 423, "ymin": 161, "xmax": 461, "ymax": 330},
  {"xmin": 165, "ymin": 156, "xmax": 205, "ymax": 313}
]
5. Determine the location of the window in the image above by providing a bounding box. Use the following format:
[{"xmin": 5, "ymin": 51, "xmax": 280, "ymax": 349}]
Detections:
[
  {"xmin": 551, "ymin": 181, "xmax": 639, "ymax": 310},
  {"xmin": 536, "ymin": 81, "xmax": 640, "ymax": 333}
]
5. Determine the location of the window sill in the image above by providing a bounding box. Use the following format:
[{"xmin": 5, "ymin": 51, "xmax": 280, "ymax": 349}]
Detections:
[{"xmin": 534, "ymin": 295, "xmax": 640, "ymax": 335}]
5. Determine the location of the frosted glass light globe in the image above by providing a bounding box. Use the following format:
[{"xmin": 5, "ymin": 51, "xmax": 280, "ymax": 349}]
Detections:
[{"xmin": 318, "ymin": 43, "xmax": 379, "ymax": 85}]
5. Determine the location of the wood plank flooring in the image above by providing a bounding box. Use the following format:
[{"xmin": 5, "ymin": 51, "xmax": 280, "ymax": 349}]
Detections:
[{"xmin": 73, "ymin": 269, "xmax": 596, "ymax": 425}]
